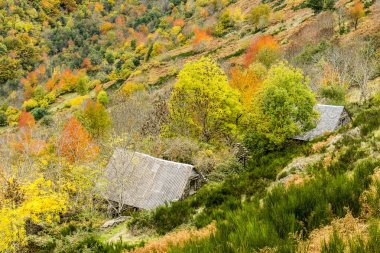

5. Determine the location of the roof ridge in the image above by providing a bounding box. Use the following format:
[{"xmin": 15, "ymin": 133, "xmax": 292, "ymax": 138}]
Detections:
[
  {"xmin": 132, "ymin": 151, "xmax": 194, "ymax": 168},
  {"xmin": 316, "ymin": 104, "xmax": 345, "ymax": 108}
]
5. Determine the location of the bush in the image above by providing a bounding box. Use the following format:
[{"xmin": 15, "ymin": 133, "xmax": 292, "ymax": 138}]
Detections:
[
  {"xmin": 23, "ymin": 98, "xmax": 39, "ymax": 112},
  {"xmin": 161, "ymin": 137, "xmax": 200, "ymax": 164},
  {"xmin": 306, "ymin": 0, "xmax": 336, "ymax": 12},
  {"xmin": 76, "ymin": 76, "xmax": 89, "ymax": 95},
  {"xmin": 45, "ymin": 92, "xmax": 56, "ymax": 104},
  {"xmin": 244, "ymin": 131, "xmax": 275, "ymax": 155},
  {"xmin": 31, "ymin": 107, "xmax": 48, "ymax": 121},
  {"xmin": 5, "ymin": 106, "xmax": 21, "ymax": 126},
  {"xmin": 64, "ymin": 95, "xmax": 89, "ymax": 108},
  {"xmin": 213, "ymin": 10, "xmax": 235, "ymax": 37},
  {"xmin": 153, "ymin": 201, "xmax": 193, "ymax": 235},
  {"xmin": 353, "ymin": 104, "xmax": 380, "ymax": 136},
  {"xmin": 320, "ymin": 85, "xmax": 346, "ymax": 105},
  {"xmin": 97, "ymin": 90, "xmax": 109, "ymax": 105},
  {"xmin": 0, "ymin": 111, "xmax": 7, "ymax": 126},
  {"xmin": 249, "ymin": 4, "xmax": 270, "ymax": 29},
  {"xmin": 41, "ymin": 116, "xmax": 54, "ymax": 126}
]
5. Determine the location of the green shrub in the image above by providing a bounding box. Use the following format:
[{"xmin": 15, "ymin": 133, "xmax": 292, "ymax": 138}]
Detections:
[
  {"xmin": 353, "ymin": 105, "xmax": 380, "ymax": 136},
  {"xmin": 0, "ymin": 111, "xmax": 7, "ymax": 126},
  {"xmin": 76, "ymin": 76, "xmax": 89, "ymax": 95},
  {"xmin": 31, "ymin": 107, "xmax": 48, "ymax": 121},
  {"xmin": 306, "ymin": 0, "xmax": 335, "ymax": 11},
  {"xmin": 152, "ymin": 201, "xmax": 193, "ymax": 235},
  {"xmin": 97, "ymin": 90, "xmax": 109, "ymax": 105},
  {"xmin": 294, "ymin": 42, "xmax": 330, "ymax": 64},
  {"xmin": 213, "ymin": 10, "xmax": 235, "ymax": 37},
  {"xmin": 249, "ymin": 4, "xmax": 270, "ymax": 29},
  {"xmin": 320, "ymin": 85, "xmax": 346, "ymax": 105},
  {"xmin": 41, "ymin": 116, "xmax": 54, "ymax": 126}
]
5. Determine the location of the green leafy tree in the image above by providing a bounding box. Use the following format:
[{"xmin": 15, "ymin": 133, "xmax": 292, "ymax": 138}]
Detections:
[
  {"xmin": 214, "ymin": 10, "xmax": 235, "ymax": 37},
  {"xmin": 250, "ymin": 4, "xmax": 271, "ymax": 30},
  {"xmin": 0, "ymin": 56, "xmax": 20, "ymax": 84},
  {"xmin": 97, "ymin": 90, "xmax": 109, "ymax": 105},
  {"xmin": 76, "ymin": 76, "xmax": 89, "ymax": 95},
  {"xmin": 0, "ymin": 111, "xmax": 7, "ymax": 126},
  {"xmin": 166, "ymin": 57, "xmax": 242, "ymax": 143},
  {"xmin": 306, "ymin": 0, "xmax": 335, "ymax": 12},
  {"xmin": 250, "ymin": 62, "xmax": 317, "ymax": 146},
  {"xmin": 78, "ymin": 100, "xmax": 111, "ymax": 139}
]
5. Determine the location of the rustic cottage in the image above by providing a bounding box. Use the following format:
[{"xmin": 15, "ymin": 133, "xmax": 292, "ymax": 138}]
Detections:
[
  {"xmin": 104, "ymin": 149, "xmax": 203, "ymax": 210},
  {"xmin": 294, "ymin": 104, "xmax": 351, "ymax": 141}
]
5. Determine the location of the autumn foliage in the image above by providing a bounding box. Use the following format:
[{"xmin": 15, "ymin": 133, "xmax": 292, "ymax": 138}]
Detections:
[
  {"xmin": 15, "ymin": 112, "xmax": 47, "ymax": 155},
  {"xmin": 173, "ymin": 18, "xmax": 185, "ymax": 27},
  {"xmin": 18, "ymin": 111, "xmax": 35, "ymax": 130},
  {"xmin": 193, "ymin": 27, "xmax": 212, "ymax": 45},
  {"xmin": 58, "ymin": 117, "xmax": 99, "ymax": 163},
  {"xmin": 244, "ymin": 35, "xmax": 279, "ymax": 67},
  {"xmin": 229, "ymin": 67, "xmax": 262, "ymax": 109},
  {"xmin": 350, "ymin": 0, "xmax": 365, "ymax": 29},
  {"xmin": 21, "ymin": 65, "xmax": 46, "ymax": 100},
  {"xmin": 45, "ymin": 69, "xmax": 86, "ymax": 93}
]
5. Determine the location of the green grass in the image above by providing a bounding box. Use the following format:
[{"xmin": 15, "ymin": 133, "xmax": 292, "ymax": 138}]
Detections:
[{"xmin": 99, "ymin": 222, "xmax": 129, "ymax": 243}]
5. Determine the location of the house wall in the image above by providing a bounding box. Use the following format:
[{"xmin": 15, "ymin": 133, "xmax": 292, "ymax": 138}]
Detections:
[
  {"xmin": 337, "ymin": 110, "xmax": 351, "ymax": 129},
  {"xmin": 182, "ymin": 174, "xmax": 203, "ymax": 199}
]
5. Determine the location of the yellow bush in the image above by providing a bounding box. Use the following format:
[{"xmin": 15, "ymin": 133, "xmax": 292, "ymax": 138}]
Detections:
[
  {"xmin": 64, "ymin": 95, "xmax": 89, "ymax": 108},
  {"xmin": 5, "ymin": 106, "xmax": 21, "ymax": 126},
  {"xmin": 22, "ymin": 98, "xmax": 39, "ymax": 111},
  {"xmin": 120, "ymin": 82, "xmax": 145, "ymax": 97}
]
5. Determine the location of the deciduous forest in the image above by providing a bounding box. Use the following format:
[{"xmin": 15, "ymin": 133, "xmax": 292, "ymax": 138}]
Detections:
[{"xmin": 0, "ymin": 0, "xmax": 379, "ymax": 252}]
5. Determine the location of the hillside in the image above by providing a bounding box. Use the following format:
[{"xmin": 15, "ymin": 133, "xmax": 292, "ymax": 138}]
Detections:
[{"xmin": 0, "ymin": 0, "xmax": 379, "ymax": 252}]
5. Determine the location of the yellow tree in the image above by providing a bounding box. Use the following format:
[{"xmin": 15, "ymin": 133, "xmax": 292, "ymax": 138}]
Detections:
[
  {"xmin": 0, "ymin": 178, "xmax": 67, "ymax": 252},
  {"xmin": 166, "ymin": 57, "xmax": 242, "ymax": 143}
]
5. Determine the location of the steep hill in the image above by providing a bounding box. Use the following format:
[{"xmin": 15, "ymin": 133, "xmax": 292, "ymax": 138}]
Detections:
[{"xmin": 0, "ymin": 0, "xmax": 379, "ymax": 252}]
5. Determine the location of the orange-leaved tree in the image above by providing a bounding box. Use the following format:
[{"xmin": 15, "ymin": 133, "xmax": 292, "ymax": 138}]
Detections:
[
  {"xmin": 229, "ymin": 67, "xmax": 262, "ymax": 109},
  {"xmin": 193, "ymin": 27, "xmax": 212, "ymax": 46},
  {"xmin": 57, "ymin": 69, "xmax": 79, "ymax": 93},
  {"xmin": 18, "ymin": 111, "xmax": 35, "ymax": 130},
  {"xmin": 244, "ymin": 35, "xmax": 279, "ymax": 68},
  {"xmin": 58, "ymin": 117, "xmax": 99, "ymax": 163},
  {"xmin": 21, "ymin": 65, "xmax": 46, "ymax": 100},
  {"xmin": 15, "ymin": 111, "xmax": 47, "ymax": 155},
  {"xmin": 350, "ymin": 0, "xmax": 365, "ymax": 30}
]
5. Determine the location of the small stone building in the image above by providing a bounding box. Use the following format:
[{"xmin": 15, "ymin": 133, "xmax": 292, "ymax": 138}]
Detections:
[
  {"xmin": 294, "ymin": 104, "xmax": 351, "ymax": 141},
  {"xmin": 104, "ymin": 149, "xmax": 203, "ymax": 210}
]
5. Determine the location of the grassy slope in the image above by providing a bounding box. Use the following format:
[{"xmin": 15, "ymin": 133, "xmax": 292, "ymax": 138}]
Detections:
[{"xmin": 165, "ymin": 101, "xmax": 380, "ymax": 252}]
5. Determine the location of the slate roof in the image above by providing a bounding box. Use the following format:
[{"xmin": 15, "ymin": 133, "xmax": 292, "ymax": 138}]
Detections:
[
  {"xmin": 104, "ymin": 149, "xmax": 198, "ymax": 210},
  {"xmin": 294, "ymin": 104, "xmax": 349, "ymax": 141}
]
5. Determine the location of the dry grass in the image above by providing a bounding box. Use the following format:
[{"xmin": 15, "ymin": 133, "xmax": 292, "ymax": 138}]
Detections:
[
  {"xmin": 298, "ymin": 212, "xmax": 368, "ymax": 253},
  {"xmin": 126, "ymin": 223, "xmax": 216, "ymax": 253},
  {"xmin": 284, "ymin": 174, "xmax": 310, "ymax": 188},
  {"xmin": 311, "ymin": 135, "xmax": 336, "ymax": 153}
]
